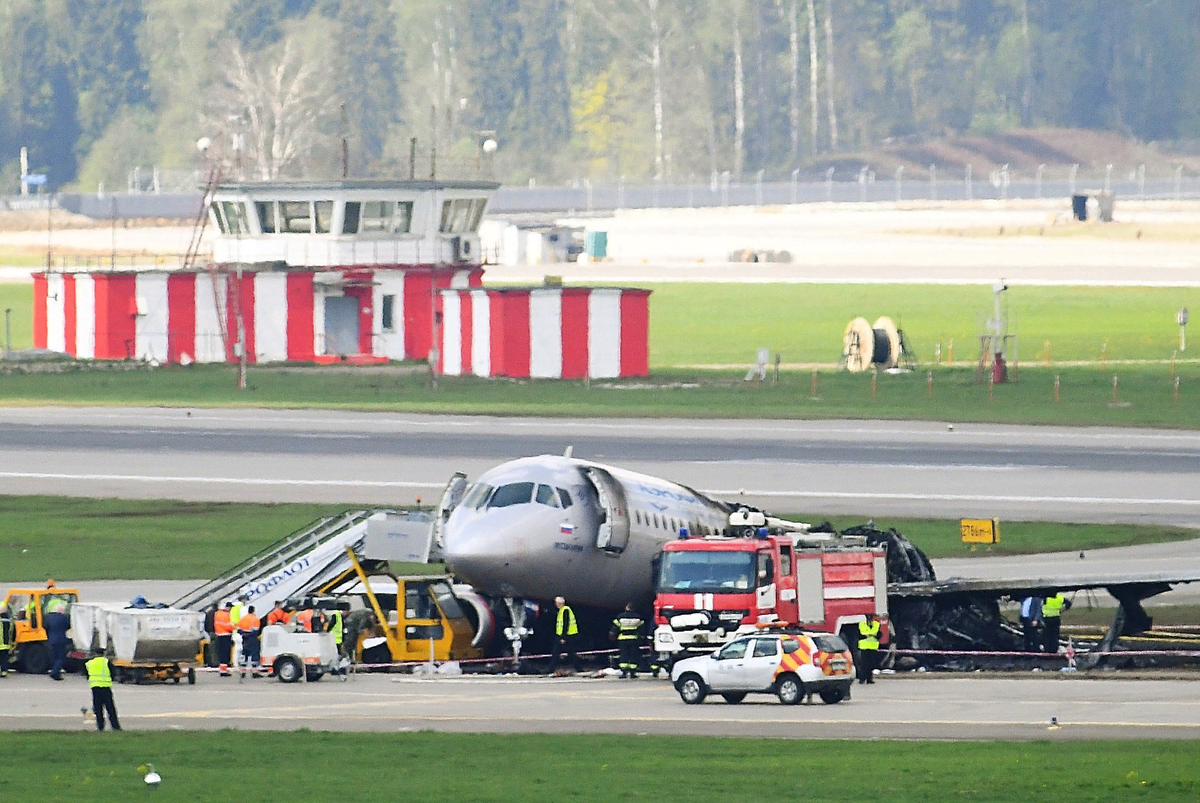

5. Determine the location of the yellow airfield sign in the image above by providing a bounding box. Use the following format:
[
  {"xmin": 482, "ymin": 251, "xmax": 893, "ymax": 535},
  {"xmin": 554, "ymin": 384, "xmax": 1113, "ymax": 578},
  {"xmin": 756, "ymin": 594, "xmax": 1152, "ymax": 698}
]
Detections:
[{"xmin": 960, "ymin": 518, "xmax": 1000, "ymax": 544}]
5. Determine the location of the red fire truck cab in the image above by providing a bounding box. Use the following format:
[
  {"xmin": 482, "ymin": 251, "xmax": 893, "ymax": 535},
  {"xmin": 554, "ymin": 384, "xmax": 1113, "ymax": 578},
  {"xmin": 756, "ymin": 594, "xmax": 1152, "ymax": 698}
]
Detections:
[{"xmin": 653, "ymin": 522, "xmax": 888, "ymax": 664}]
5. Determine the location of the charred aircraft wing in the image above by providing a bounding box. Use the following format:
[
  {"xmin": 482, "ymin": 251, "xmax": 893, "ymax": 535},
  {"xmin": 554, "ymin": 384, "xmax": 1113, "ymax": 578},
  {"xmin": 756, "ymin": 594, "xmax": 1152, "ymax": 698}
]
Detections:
[
  {"xmin": 889, "ymin": 571, "xmax": 1200, "ymax": 600},
  {"xmin": 889, "ymin": 572, "xmax": 1200, "ymax": 657}
]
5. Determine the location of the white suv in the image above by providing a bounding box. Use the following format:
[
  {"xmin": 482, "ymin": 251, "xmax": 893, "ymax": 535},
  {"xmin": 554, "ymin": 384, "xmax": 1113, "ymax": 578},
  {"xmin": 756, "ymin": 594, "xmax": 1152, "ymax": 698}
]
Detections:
[{"xmin": 671, "ymin": 630, "xmax": 854, "ymax": 705}]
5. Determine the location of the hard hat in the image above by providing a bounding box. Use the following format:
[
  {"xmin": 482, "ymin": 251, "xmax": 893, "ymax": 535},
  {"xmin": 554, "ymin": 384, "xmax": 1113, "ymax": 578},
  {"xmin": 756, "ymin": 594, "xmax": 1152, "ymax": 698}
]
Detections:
[{"xmin": 46, "ymin": 579, "xmax": 55, "ymax": 588}]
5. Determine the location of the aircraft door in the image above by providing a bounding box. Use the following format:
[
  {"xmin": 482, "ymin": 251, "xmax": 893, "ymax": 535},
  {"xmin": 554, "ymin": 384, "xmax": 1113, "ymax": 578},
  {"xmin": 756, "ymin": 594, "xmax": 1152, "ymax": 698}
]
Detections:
[
  {"xmin": 582, "ymin": 467, "xmax": 631, "ymax": 554},
  {"xmin": 432, "ymin": 472, "xmax": 468, "ymax": 561}
]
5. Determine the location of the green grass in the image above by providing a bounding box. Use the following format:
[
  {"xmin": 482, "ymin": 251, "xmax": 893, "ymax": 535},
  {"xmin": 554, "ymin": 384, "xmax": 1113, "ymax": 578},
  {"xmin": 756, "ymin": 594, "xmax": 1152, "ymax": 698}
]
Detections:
[
  {"xmin": 0, "ymin": 284, "xmax": 32, "ymax": 351},
  {"xmin": 0, "ymin": 497, "xmax": 371, "ymax": 582},
  {"xmin": 0, "ymin": 732, "xmax": 1195, "ymax": 802},
  {"xmin": 1, "ymin": 363, "xmax": 1196, "ymax": 429},
  {"xmin": 5, "ymin": 281, "xmax": 1199, "ymax": 368},
  {"xmin": 799, "ymin": 516, "xmax": 1198, "ymax": 559},
  {"xmin": 2, "ymin": 496, "xmax": 1192, "ymax": 582},
  {"xmin": 645, "ymin": 283, "xmax": 1200, "ymax": 367}
]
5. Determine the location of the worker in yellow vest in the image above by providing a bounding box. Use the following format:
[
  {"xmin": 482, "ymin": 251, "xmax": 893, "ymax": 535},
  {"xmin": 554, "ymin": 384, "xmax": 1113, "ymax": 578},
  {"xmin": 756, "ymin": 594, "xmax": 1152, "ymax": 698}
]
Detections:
[
  {"xmin": 327, "ymin": 609, "xmax": 344, "ymax": 655},
  {"xmin": 857, "ymin": 613, "xmax": 882, "ymax": 685},
  {"xmin": 553, "ymin": 596, "xmax": 581, "ymax": 675},
  {"xmin": 0, "ymin": 607, "xmax": 14, "ymax": 677},
  {"xmin": 1041, "ymin": 592, "xmax": 1071, "ymax": 653},
  {"xmin": 85, "ymin": 655, "xmax": 122, "ymax": 731}
]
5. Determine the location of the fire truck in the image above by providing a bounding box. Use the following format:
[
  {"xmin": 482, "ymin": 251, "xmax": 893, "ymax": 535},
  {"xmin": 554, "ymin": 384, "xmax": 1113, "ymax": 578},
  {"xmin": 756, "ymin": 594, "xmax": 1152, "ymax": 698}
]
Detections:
[{"xmin": 653, "ymin": 510, "xmax": 888, "ymax": 665}]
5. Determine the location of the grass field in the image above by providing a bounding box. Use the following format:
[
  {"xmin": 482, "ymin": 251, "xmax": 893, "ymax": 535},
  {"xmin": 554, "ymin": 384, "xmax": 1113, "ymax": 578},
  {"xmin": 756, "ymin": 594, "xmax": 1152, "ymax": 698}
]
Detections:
[
  {"xmin": 1, "ymin": 363, "xmax": 1196, "ymax": 428},
  {"xmin": 0, "ymin": 284, "xmax": 32, "ymax": 351},
  {"xmin": 1, "ymin": 731, "xmax": 1195, "ymax": 802},
  {"xmin": 0, "ymin": 497, "xmax": 358, "ymax": 582},
  {"xmin": 1, "ymin": 496, "xmax": 1193, "ymax": 583},
  {"xmin": 3, "ymin": 282, "xmax": 1198, "ymax": 369},
  {"xmin": 645, "ymin": 283, "xmax": 1200, "ymax": 368}
]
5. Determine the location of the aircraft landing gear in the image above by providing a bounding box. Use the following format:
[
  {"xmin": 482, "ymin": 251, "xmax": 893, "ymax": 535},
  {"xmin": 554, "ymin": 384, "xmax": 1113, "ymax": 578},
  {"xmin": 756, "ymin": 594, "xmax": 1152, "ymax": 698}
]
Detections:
[{"xmin": 502, "ymin": 597, "xmax": 533, "ymax": 672}]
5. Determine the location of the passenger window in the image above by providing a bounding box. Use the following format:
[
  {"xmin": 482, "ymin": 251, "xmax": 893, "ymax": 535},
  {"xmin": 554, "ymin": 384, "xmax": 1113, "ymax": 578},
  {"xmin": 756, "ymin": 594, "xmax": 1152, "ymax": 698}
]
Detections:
[
  {"xmin": 487, "ymin": 482, "xmax": 534, "ymax": 508},
  {"xmin": 717, "ymin": 640, "xmax": 748, "ymax": 660},
  {"xmin": 753, "ymin": 638, "xmax": 779, "ymax": 658},
  {"xmin": 782, "ymin": 637, "xmax": 801, "ymax": 654},
  {"xmin": 757, "ymin": 552, "xmax": 774, "ymax": 586},
  {"xmin": 779, "ymin": 545, "xmax": 793, "ymax": 577},
  {"xmin": 461, "ymin": 482, "xmax": 493, "ymax": 509},
  {"xmin": 404, "ymin": 585, "xmax": 437, "ymax": 620},
  {"xmin": 653, "ymin": 514, "xmax": 661, "ymax": 529},
  {"xmin": 535, "ymin": 484, "xmax": 559, "ymax": 507},
  {"xmin": 557, "ymin": 488, "xmax": 572, "ymax": 508}
]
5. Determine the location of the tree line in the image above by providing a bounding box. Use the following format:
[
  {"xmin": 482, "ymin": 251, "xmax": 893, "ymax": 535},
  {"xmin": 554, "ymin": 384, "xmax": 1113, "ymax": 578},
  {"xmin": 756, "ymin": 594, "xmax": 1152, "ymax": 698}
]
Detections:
[{"xmin": 2, "ymin": 0, "xmax": 1199, "ymax": 192}]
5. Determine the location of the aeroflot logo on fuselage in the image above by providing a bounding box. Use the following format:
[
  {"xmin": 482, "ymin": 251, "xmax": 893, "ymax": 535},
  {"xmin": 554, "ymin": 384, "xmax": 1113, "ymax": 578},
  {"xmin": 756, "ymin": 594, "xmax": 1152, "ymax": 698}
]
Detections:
[
  {"xmin": 245, "ymin": 557, "xmax": 311, "ymax": 600},
  {"xmin": 634, "ymin": 484, "xmax": 700, "ymax": 506}
]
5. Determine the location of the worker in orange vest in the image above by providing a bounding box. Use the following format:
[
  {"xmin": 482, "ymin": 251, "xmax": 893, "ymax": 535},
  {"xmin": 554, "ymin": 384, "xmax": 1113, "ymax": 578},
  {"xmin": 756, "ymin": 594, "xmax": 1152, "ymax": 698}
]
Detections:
[
  {"xmin": 213, "ymin": 602, "xmax": 235, "ymax": 677},
  {"xmin": 238, "ymin": 605, "xmax": 262, "ymax": 678},
  {"xmin": 266, "ymin": 600, "xmax": 289, "ymax": 626},
  {"xmin": 296, "ymin": 608, "xmax": 314, "ymax": 632}
]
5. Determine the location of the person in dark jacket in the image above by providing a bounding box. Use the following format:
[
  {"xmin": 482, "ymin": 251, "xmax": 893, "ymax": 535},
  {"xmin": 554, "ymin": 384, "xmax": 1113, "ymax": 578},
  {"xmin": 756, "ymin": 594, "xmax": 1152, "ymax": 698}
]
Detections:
[
  {"xmin": 44, "ymin": 595, "xmax": 71, "ymax": 681},
  {"xmin": 609, "ymin": 603, "xmax": 644, "ymax": 678}
]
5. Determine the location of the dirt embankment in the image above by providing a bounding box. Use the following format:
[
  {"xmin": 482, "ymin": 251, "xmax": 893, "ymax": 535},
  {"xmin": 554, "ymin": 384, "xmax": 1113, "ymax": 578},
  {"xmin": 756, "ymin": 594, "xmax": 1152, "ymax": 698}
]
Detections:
[{"xmin": 814, "ymin": 127, "xmax": 1200, "ymax": 179}]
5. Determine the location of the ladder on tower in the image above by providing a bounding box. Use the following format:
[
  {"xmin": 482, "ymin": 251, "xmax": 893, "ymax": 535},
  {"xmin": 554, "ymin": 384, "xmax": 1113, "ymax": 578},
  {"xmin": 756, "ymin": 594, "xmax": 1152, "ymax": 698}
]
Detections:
[
  {"xmin": 180, "ymin": 161, "xmax": 230, "ymax": 360},
  {"xmin": 171, "ymin": 509, "xmax": 380, "ymax": 612}
]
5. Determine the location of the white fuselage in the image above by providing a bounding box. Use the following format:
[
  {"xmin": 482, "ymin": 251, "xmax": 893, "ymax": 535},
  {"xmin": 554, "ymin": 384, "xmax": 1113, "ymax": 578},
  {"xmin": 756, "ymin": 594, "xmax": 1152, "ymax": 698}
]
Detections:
[{"xmin": 442, "ymin": 455, "xmax": 731, "ymax": 610}]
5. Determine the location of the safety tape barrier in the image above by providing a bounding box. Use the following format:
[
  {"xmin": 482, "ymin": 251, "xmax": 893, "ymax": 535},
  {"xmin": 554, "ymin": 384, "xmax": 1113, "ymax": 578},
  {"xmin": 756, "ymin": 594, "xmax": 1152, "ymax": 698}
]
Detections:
[
  {"xmin": 892, "ymin": 648, "xmax": 1200, "ymax": 659},
  {"xmin": 190, "ymin": 647, "xmax": 623, "ymax": 674}
]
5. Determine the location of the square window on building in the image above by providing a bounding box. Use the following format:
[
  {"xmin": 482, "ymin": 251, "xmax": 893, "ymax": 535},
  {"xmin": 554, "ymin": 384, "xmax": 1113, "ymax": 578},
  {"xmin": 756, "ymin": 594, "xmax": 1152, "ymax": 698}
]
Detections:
[
  {"xmin": 220, "ymin": 201, "xmax": 250, "ymax": 235},
  {"xmin": 381, "ymin": 294, "xmax": 395, "ymax": 331},
  {"xmin": 255, "ymin": 201, "xmax": 277, "ymax": 233},
  {"xmin": 342, "ymin": 201, "xmax": 361, "ymax": 234},
  {"xmin": 360, "ymin": 201, "xmax": 390, "ymax": 232},
  {"xmin": 280, "ymin": 201, "xmax": 311, "ymax": 233},
  {"xmin": 314, "ymin": 200, "xmax": 333, "ymax": 233},
  {"xmin": 393, "ymin": 201, "xmax": 414, "ymax": 233}
]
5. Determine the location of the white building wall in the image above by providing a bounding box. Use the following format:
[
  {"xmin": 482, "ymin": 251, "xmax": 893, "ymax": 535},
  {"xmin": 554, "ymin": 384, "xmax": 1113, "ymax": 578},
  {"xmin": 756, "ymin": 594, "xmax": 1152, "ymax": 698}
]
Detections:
[
  {"xmin": 373, "ymin": 272, "xmax": 406, "ymax": 360},
  {"xmin": 45, "ymin": 273, "xmax": 66, "ymax": 353},
  {"xmin": 529, "ymin": 289, "xmax": 563, "ymax": 378},
  {"xmin": 588, "ymin": 290, "xmax": 622, "ymax": 378},
  {"xmin": 470, "ymin": 290, "xmax": 491, "ymax": 377},
  {"xmin": 194, "ymin": 273, "xmax": 225, "ymax": 363},
  {"xmin": 312, "ymin": 272, "xmax": 339, "ymax": 356},
  {"xmin": 441, "ymin": 292, "xmax": 463, "ymax": 375},
  {"xmin": 74, "ymin": 274, "xmax": 95, "ymax": 359},
  {"xmin": 253, "ymin": 273, "xmax": 289, "ymax": 362},
  {"xmin": 135, "ymin": 273, "xmax": 170, "ymax": 362}
]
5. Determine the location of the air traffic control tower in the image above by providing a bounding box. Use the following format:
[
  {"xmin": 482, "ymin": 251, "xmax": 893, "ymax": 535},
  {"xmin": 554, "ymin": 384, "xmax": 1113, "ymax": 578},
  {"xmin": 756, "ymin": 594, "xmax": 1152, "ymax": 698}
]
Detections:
[{"xmin": 35, "ymin": 179, "xmax": 497, "ymax": 364}]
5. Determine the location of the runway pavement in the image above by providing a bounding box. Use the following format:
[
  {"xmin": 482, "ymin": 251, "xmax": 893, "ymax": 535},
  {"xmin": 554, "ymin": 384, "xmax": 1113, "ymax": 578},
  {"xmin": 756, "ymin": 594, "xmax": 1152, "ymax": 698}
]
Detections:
[
  {"xmin": 4, "ymin": 406, "xmax": 1199, "ymax": 605},
  {"xmin": 1, "ymin": 406, "xmax": 1198, "ymax": 526},
  {"xmin": 2, "ymin": 670, "xmax": 1198, "ymax": 740}
]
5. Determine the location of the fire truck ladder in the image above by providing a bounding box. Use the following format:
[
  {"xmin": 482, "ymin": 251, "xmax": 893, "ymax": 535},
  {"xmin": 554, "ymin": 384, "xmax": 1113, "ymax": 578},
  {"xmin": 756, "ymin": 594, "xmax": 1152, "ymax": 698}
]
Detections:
[
  {"xmin": 180, "ymin": 162, "xmax": 230, "ymax": 359},
  {"xmin": 171, "ymin": 510, "xmax": 378, "ymax": 612}
]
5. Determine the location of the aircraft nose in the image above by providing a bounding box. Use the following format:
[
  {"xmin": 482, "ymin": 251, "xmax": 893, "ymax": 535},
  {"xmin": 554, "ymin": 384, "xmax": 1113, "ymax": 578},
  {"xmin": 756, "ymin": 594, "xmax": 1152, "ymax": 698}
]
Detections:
[{"xmin": 442, "ymin": 514, "xmax": 528, "ymax": 590}]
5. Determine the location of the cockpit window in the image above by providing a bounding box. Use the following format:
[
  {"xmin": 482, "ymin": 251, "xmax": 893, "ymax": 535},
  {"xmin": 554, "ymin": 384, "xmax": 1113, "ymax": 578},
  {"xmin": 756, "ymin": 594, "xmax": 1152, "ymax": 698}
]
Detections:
[
  {"xmin": 535, "ymin": 484, "xmax": 559, "ymax": 507},
  {"xmin": 462, "ymin": 483, "xmax": 493, "ymax": 510},
  {"xmin": 557, "ymin": 488, "xmax": 572, "ymax": 508},
  {"xmin": 487, "ymin": 482, "xmax": 535, "ymax": 508}
]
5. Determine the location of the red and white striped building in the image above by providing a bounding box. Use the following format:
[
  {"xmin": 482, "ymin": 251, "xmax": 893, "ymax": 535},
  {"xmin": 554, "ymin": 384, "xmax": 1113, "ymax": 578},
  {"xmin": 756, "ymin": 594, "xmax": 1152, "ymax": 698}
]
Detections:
[
  {"xmin": 33, "ymin": 180, "xmax": 652, "ymax": 378},
  {"xmin": 33, "ymin": 266, "xmax": 479, "ymax": 364},
  {"xmin": 438, "ymin": 286, "xmax": 649, "ymax": 378}
]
